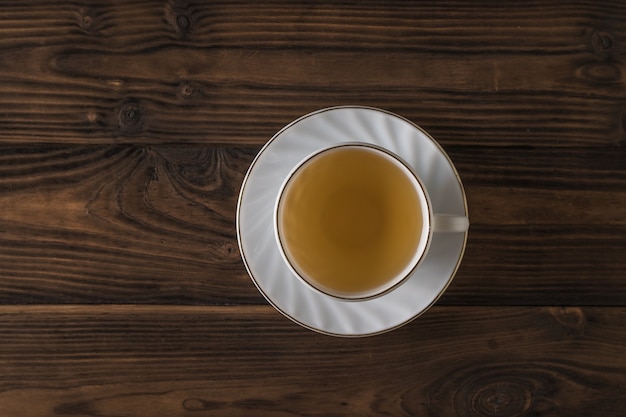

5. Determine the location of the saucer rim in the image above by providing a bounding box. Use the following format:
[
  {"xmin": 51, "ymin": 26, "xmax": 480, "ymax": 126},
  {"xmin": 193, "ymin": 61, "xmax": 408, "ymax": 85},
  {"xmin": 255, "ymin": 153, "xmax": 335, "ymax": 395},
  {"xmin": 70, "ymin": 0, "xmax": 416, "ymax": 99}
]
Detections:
[{"xmin": 236, "ymin": 105, "xmax": 468, "ymax": 337}]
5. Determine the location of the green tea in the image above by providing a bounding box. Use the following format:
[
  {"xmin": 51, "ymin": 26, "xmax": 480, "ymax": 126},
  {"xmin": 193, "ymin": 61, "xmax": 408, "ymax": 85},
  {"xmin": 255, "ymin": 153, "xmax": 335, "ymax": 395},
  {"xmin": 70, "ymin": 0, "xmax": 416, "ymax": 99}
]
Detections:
[{"xmin": 277, "ymin": 146, "xmax": 424, "ymax": 298}]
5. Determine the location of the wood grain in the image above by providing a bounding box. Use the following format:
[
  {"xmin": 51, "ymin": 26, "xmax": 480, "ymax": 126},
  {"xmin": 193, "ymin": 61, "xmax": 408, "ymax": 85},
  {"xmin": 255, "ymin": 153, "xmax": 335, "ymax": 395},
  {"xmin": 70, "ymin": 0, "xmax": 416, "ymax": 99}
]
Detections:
[
  {"xmin": 0, "ymin": 0, "xmax": 625, "ymax": 145},
  {"xmin": 0, "ymin": 305, "xmax": 625, "ymax": 416},
  {"xmin": 0, "ymin": 145, "xmax": 259, "ymax": 304},
  {"xmin": 0, "ymin": 144, "xmax": 624, "ymax": 305},
  {"xmin": 1, "ymin": 1, "xmax": 626, "ymax": 416}
]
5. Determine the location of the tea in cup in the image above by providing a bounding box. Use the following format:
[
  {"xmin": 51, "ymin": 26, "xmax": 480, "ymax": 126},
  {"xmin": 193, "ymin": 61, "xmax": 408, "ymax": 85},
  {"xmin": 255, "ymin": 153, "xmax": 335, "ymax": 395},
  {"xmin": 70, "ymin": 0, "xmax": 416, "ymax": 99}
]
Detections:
[{"xmin": 275, "ymin": 143, "xmax": 469, "ymax": 300}]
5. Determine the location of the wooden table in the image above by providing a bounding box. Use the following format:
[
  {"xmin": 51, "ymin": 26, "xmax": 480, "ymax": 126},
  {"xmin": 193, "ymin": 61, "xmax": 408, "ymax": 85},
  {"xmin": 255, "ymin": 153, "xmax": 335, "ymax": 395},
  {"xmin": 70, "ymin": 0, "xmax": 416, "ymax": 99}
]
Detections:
[{"xmin": 1, "ymin": 1, "xmax": 625, "ymax": 415}]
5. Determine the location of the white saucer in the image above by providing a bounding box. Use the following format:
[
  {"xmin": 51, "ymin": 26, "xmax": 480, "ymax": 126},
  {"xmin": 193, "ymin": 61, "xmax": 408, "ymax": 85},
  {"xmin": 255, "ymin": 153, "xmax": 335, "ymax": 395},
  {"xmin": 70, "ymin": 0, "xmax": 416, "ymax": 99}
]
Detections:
[{"xmin": 237, "ymin": 106, "xmax": 468, "ymax": 337}]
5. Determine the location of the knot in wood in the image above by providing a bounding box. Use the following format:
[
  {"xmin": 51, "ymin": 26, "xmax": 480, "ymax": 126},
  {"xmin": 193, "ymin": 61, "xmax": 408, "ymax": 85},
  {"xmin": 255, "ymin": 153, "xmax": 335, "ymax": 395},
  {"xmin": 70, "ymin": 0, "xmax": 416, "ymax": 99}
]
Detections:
[
  {"xmin": 179, "ymin": 82, "xmax": 194, "ymax": 97},
  {"xmin": 468, "ymin": 379, "xmax": 533, "ymax": 417},
  {"xmin": 82, "ymin": 15, "xmax": 93, "ymax": 29},
  {"xmin": 218, "ymin": 241, "xmax": 240, "ymax": 259},
  {"xmin": 118, "ymin": 101, "xmax": 144, "ymax": 133},
  {"xmin": 551, "ymin": 307, "xmax": 586, "ymax": 336},
  {"xmin": 177, "ymin": 81, "xmax": 203, "ymax": 103},
  {"xmin": 578, "ymin": 62, "xmax": 622, "ymax": 84},
  {"xmin": 182, "ymin": 398, "xmax": 225, "ymax": 411},
  {"xmin": 164, "ymin": 2, "xmax": 195, "ymax": 37},
  {"xmin": 591, "ymin": 30, "xmax": 614, "ymax": 52},
  {"xmin": 78, "ymin": 7, "xmax": 97, "ymax": 31},
  {"xmin": 426, "ymin": 364, "xmax": 542, "ymax": 417},
  {"xmin": 176, "ymin": 14, "xmax": 191, "ymax": 31}
]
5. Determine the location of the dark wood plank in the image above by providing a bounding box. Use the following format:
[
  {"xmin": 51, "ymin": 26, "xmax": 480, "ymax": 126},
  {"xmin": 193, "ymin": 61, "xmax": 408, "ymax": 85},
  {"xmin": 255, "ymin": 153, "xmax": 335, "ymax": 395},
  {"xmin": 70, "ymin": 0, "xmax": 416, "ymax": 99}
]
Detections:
[
  {"xmin": 0, "ymin": 0, "xmax": 624, "ymax": 145},
  {"xmin": 3, "ymin": 0, "xmax": 624, "ymax": 52},
  {"xmin": 1, "ymin": 144, "xmax": 624, "ymax": 305},
  {"xmin": 0, "ymin": 305, "xmax": 625, "ymax": 416},
  {"xmin": 0, "ymin": 145, "xmax": 261, "ymax": 304}
]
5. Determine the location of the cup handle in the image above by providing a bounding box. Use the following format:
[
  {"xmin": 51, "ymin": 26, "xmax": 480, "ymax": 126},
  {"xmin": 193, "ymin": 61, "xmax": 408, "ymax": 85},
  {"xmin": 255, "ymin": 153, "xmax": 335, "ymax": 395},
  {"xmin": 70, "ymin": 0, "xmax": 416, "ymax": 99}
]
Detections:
[{"xmin": 432, "ymin": 214, "xmax": 469, "ymax": 233}]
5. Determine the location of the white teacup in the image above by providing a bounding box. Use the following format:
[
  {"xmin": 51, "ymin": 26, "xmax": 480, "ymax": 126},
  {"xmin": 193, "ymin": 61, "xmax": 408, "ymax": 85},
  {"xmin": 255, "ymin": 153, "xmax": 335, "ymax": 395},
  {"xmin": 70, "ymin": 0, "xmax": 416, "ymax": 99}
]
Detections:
[{"xmin": 274, "ymin": 143, "xmax": 469, "ymax": 301}]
